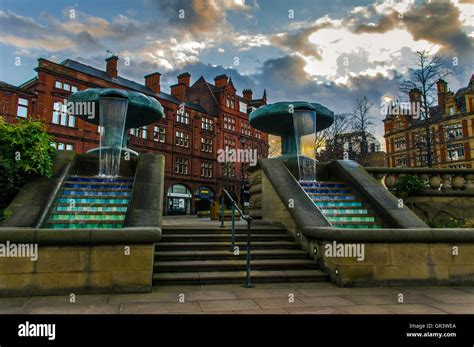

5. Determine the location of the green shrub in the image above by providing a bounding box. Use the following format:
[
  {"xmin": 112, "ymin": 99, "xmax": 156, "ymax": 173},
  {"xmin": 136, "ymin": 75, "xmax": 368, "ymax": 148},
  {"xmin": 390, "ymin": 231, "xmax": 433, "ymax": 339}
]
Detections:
[
  {"xmin": 0, "ymin": 117, "xmax": 56, "ymax": 212},
  {"xmin": 393, "ymin": 174, "xmax": 428, "ymax": 198}
]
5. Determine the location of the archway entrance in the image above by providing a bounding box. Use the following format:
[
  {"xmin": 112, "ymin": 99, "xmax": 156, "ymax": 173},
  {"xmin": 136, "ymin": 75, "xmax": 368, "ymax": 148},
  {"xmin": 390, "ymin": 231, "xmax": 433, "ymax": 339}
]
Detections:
[
  {"xmin": 194, "ymin": 186, "xmax": 215, "ymax": 212},
  {"xmin": 167, "ymin": 184, "xmax": 192, "ymax": 215}
]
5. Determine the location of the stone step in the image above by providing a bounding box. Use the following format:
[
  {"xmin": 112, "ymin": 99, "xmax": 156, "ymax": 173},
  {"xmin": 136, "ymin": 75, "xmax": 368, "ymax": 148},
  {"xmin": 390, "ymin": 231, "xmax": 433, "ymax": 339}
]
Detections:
[
  {"xmin": 64, "ymin": 181, "xmax": 132, "ymax": 188},
  {"xmin": 160, "ymin": 233, "xmax": 293, "ymax": 242},
  {"xmin": 154, "ymin": 259, "xmax": 317, "ymax": 272},
  {"xmin": 67, "ymin": 176, "xmax": 133, "ymax": 183},
  {"xmin": 154, "ymin": 249, "xmax": 310, "ymax": 261},
  {"xmin": 155, "ymin": 241, "xmax": 299, "ymax": 251},
  {"xmin": 55, "ymin": 202, "xmax": 129, "ymax": 207},
  {"xmin": 57, "ymin": 195, "xmax": 130, "ymax": 201},
  {"xmin": 162, "ymin": 225, "xmax": 286, "ymax": 231},
  {"xmin": 153, "ymin": 269, "xmax": 330, "ymax": 285},
  {"xmin": 63, "ymin": 187, "xmax": 132, "ymax": 193},
  {"xmin": 51, "ymin": 210, "xmax": 126, "ymax": 215},
  {"xmin": 162, "ymin": 227, "xmax": 286, "ymax": 235},
  {"xmin": 47, "ymin": 220, "xmax": 123, "ymax": 225}
]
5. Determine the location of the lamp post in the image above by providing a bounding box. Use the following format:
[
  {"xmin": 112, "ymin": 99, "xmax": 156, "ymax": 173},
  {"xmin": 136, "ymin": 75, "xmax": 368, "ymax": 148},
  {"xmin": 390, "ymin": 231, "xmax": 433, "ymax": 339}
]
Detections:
[{"xmin": 240, "ymin": 135, "xmax": 247, "ymax": 214}]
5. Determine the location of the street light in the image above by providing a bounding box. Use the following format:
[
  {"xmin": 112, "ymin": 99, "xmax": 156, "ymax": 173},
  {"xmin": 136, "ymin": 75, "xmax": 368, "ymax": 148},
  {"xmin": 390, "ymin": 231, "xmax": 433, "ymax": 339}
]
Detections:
[{"xmin": 240, "ymin": 135, "xmax": 247, "ymax": 214}]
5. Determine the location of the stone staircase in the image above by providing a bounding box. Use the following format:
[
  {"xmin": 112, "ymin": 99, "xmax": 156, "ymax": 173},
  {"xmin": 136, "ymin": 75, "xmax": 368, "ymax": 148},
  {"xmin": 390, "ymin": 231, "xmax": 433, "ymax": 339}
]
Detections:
[
  {"xmin": 300, "ymin": 181, "xmax": 383, "ymax": 229},
  {"xmin": 153, "ymin": 224, "xmax": 330, "ymax": 285},
  {"xmin": 45, "ymin": 175, "xmax": 133, "ymax": 229}
]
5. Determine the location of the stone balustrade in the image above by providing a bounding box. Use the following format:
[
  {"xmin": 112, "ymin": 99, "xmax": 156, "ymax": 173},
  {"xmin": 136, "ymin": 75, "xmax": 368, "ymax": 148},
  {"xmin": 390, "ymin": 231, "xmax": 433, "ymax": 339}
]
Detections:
[{"xmin": 365, "ymin": 167, "xmax": 474, "ymax": 194}]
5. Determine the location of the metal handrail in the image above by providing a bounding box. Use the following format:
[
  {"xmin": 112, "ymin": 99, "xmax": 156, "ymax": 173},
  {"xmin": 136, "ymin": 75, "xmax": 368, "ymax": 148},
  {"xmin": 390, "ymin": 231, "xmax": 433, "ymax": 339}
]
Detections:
[{"xmin": 220, "ymin": 188, "xmax": 253, "ymax": 288}]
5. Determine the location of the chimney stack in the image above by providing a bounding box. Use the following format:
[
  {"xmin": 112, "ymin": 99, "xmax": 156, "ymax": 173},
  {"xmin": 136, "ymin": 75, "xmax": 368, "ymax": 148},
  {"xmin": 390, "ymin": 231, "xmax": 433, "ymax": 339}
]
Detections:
[
  {"xmin": 105, "ymin": 55, "xmax": 119, "ymax": 79},
  {"xmin": 409, "ymin": 88, "xmax": 422, "ymax": 117},
  {"xmin": 436, "ymin": 79, "xmax": 448, "ymax": 114},
  {"xmin": 214, "ymin": 74, "xmax": 228, "ymax": 88},
  {"xmin": 243, "ymin": 89, "xmax": 253, "ymax": 101},
  {"xmin": 178, "ymin": 72, "xmax": 191, "ymax": 88},
  {"xmin": 145, "ymin": 72, "xmax": 161, "ymax": 94}
]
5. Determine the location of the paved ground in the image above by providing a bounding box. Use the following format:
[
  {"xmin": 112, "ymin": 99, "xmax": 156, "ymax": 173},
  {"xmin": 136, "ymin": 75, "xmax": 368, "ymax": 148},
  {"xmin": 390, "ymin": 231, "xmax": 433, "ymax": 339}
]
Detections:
[{"xmin": 1, "ymin": 282, "xmax": 473, "ymax": 314}]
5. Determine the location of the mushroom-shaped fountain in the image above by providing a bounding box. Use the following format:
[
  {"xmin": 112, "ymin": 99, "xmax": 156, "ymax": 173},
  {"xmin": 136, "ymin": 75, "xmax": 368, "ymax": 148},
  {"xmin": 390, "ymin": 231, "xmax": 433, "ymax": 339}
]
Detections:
[
  {"xmin": 68, "ymin": 88, "xmax": 164, "ymax": 176},
  {"xmin": 250, "ymin": 101, "xmax": 334, "ymax": 180}
]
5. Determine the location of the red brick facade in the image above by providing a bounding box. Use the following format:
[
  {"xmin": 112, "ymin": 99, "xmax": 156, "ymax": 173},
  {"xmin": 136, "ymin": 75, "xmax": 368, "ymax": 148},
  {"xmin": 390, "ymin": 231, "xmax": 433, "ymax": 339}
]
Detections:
[{"xmin": 0, "ymin": 57, "xmax": 269, "ymax": 214}]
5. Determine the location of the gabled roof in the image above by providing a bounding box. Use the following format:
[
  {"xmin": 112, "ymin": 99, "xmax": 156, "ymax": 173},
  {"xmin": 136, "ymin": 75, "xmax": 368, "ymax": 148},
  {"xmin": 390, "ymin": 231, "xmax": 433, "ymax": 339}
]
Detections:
[
  {"xmin": 0, "ymin": 80, "xmax": 36, "ymax": 95},
  {"xmin": 56, "ymin": 59, "xmax": 206, "ymax": 113}
]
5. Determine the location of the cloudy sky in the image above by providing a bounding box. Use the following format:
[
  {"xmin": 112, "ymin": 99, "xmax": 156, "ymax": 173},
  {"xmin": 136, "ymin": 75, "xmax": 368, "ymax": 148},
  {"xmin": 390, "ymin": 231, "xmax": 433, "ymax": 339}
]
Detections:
[{"xmin": 0, "ymin": 0, "xmax": 472, "ymax": 144}]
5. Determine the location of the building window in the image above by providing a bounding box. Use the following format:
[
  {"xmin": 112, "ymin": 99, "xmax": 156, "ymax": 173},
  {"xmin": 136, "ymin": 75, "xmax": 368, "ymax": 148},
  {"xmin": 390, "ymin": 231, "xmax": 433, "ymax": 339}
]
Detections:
[
  {"xmin": 239, "ymin": 101, "xmax": 247, "ymax": 113},
  {"xmin": 175, "ymin": 131, "xmax": 189, "ymax": 147},
  {"xmin": 141, "ymin": 126, "xmax": 148, "ymax": 139},
  {"xmin": 224, "ymin": 137, "xmax": 236, "ymax": 152},
  {"xmin": 201, "ymin": 162, "xmax": 213, "ymax": 178},
  {"xmin": 51, "ymin": 142, "xmax": 74, "ymax": 151},
  {"xmin": 52, "ymin": 101, "xmax": 75, "ymax": 128},
  {"xmin": 174, "ymin": 157, "xmax": 189, "ymax": 175},
  {"xmin": 153, "ymin": 126, "xmax": 166, "ymax": 143},
  {"xmin": 447, "ymin": 143, "xmax": 465, "ymax": 161},
  {"xmin": 394, "ymin": 137, "xmax": 406, "ymax": 150},
  {"xmin": 226, "ymin": 94, "xmax": 235, "ymax": 109},
  {"xmin": 255, "ymin": 130, "xmax": 261, "ymax": 139},
  {"xmin": 445, "ymin": 123, "xmax": 463, "ymax": 140},
  {"xmin": 176, "ymin": 111, "xmax": 190, "ymax": 124},
  {"xmin": 201, "ymin": 117, "xmax": 214, "ymax": 131},
  {"xmin": 17, "ymin": 98, "xmax": 28, "ymax": 118},
  {"xmin": 241, "ymin": 121, "xmax": 252, "ymax": 136},
  {"xmin": 395, "ymin": 156, "xmax": 407, "ymax": 167},
  {"xmin": 223, "ymin": 162, "xmax": 236, "ymax": 177},
  {"xmin": 224, "ymin": 116, "xmax": 236, "ymax": 131},
  {"xmin": 201, "ymin": 138, "xmax": 213, "ymax": 153},
  {"xmin": 54, "ymin": 80, "xmax": 78, "ymax": 92}
]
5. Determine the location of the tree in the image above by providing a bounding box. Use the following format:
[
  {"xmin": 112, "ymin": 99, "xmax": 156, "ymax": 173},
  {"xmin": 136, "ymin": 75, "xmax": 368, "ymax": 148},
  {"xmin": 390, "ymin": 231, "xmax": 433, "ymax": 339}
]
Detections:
[
  {"xmin": 350, "ymin": 96, "xmax": 375, "ymax": 156},
  {"xmin": 316, "ymin": 113, "xmax": 352, "ymax": 161},
  {"xmin": 399, "ymin": 50, "xmax": 450, "ymax": 167}
]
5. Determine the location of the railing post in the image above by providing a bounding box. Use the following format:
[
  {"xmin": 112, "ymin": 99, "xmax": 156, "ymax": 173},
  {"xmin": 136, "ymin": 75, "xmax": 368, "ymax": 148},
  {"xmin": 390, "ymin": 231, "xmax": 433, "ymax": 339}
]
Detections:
[
  {"xmin": 220, "ymin": 194, "xmax": 225, "ymax": 228},
  {"xmin": 243, "ymin": 217, "xmax": 254, "ymax": 288},
  {"xmin": 230, "ymin": 204, "xmax": 236, "ymax": 252}
]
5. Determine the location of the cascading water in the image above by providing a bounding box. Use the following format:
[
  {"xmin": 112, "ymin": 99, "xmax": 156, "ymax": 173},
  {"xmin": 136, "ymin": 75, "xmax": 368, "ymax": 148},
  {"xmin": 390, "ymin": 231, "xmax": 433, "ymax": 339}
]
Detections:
[
  {"xmin": 292, "ymin": 109, "xmax": 317, "ymax": 182},
  {"xmin": 98, "ymin": 97, "xmax": 129, "ymax": 176}
]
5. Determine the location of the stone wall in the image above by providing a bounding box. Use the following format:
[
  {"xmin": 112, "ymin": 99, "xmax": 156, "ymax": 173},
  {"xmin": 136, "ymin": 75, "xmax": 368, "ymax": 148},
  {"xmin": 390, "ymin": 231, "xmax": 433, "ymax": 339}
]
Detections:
[
  {"xmin": 315, "ymin": 242, "xmax": 474, "ymax": 286},
  {"xmin": 405, "ymin": 196, "xmax": 474, "ymax": 226},
  {"xmin": 259, "ymin": 162, "xmax": 474, "ymax": 287},
  {"xmin": 0, "ymin": 244, "xmax": 154, "ymax": 297}
]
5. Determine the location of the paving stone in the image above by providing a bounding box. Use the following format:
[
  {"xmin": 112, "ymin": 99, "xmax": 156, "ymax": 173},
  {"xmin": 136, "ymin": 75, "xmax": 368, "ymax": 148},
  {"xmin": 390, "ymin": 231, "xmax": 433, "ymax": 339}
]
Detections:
[
  {"xmin": 300, "ymin": 296, "xmax": 355, "ymax": 307},
  {"xmin": 108, "ymin": 292, "xmax": 180, "ymax": 304},
  {"xmin": 254, "ymin": 297, "xmax": 307, "ymax": 309},
  {"xmin": 184, "ymin": 291, "xmax": 238, "ymax": 301},
  {"xmin": 29, "ymin": 304, "xmax": 119, "ymax": 314},
  {"xmin": 424, "ymin": 293, "xmax": 474, "ymax": 304},
  {"xmin": 25, "ymin": 294, "xmax": 110, "ymax": 306},
  {"xmin": 342, "ymin": 295, "xmax": 399, "ymax": 305},
  {"xmin": 427, "ymin": 303, "xmax": 474, "ymax": 314},
  {"xmin": 0, "ymin": 307, "xmax": 32, "ymax": 314},
  {"xmin": 382, "ymin": 304, "xmax": 445, "ymax": 314},
  {"xmin": 336, "ymin": 305, "xmax": 394, "ymax": 314},
  {"xmin": 451, "ymin": 286, "xmax": 474, "ymax": 294},
  {"xmin": 234, "ymin": 289, "xmax": 297, "ymax": 299},
  {"xmin": 0, "ymin": 297, "xmax": 29, "ymax": 308},
  {"xmin": 394, "ymin": 286, "xmax": 469, "ymax": 295},
  {"xmin": 120, "ymin": 302, "xmax": 202, "ymax": 314},
  {"xmin": 198, "ymin": 299, "xmax": 259, "ymax": 312},
  {"xmin": 232, "ymin": 308, "xmax": 288, "ymax": 314},
  {"xmin": 284, "ymin": 306, "xmax": 341, "ymax": 314}
]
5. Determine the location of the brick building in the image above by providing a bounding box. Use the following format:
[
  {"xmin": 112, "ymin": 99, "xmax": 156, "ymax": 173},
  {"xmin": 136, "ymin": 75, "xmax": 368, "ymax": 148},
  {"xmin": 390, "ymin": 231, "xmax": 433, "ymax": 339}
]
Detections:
[
  {"xmin": 0, "ymin": 56, "xmax": 268, "ymax": 214},
  {"xmin": 384, "ymin": 75, "xmax": 474, "ymax": 168}
]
